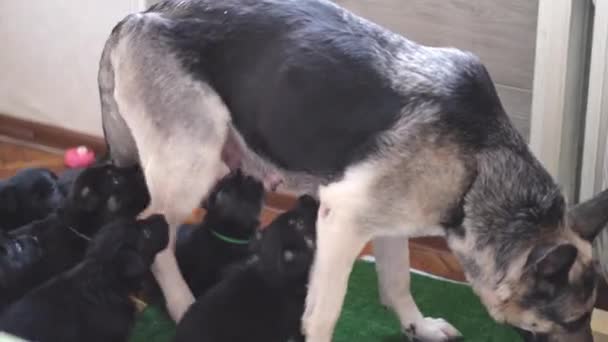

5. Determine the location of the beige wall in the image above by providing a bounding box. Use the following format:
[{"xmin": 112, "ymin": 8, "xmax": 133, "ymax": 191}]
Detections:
[{"xmin": 0, "ymin": 1, "xmax": 141, "ymax": 136}]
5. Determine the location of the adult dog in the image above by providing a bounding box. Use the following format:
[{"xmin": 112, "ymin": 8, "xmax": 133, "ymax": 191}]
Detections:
[{"xmin": 99, "ymin": 0, "xmax": 608, "ymax": 340}]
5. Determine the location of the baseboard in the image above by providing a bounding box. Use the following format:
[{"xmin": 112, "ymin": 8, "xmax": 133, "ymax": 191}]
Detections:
[{"xmin": 0, "ymin": 114, "xmax": 106, "ymax": 154}]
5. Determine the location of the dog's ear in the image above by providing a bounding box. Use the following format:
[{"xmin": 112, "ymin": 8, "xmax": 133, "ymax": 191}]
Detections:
[
  {"xmin": 568, "ymin": 188, "xmax": 608, "ymax": 241},
  {"xmin": 526, "ymin": 243, "xmax": 578, "ymax": 279},
  {"xmin": 119, "ymin": 250, "xmax": 147, "ymax": 279},
  {"xmin": 0, "ymin": 185, "xmax": 18, "ymax": 214}
]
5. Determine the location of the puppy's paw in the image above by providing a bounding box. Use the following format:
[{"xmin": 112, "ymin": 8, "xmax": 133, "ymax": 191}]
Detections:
[{"xmin": 403, "ymin": 317, "xmax": 462, "ymax": 342}]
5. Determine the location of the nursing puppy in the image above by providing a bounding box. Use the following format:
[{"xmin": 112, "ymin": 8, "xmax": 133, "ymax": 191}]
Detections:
[
  {"xmin": 0, "ymin": 215, "xmax": 169, "ymax": 342},
  {"xmin": 175, "ymin": 195, "xmax": 318, "ymax": 342},
  {"xmin": 1, "ymin": 163, "xmax": 150, "ymax": 308},
  {"xmin": 100, "ymin": 0, "xmax": 608, "ymax": 340},
  {"xmin": 177, "ymin": 169, "xmax": 264, "ymax": 297},
  {"xmin": 143, "ymin": 169, "xmax": 264, "ymax": 305},
  {"xmin": 0, "ymin": 168, "xmax": 63, "ymax": 232}
]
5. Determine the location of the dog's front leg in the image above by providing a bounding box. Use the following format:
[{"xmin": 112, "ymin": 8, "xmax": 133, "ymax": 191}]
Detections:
[
  {"xmin": 151, "ymin": 221, "xmax": 195, "ymax": 322},
  {"xmin": 374, "ymin": 236, "xmax": 462, "ymax": 342},
  {"xmin": 302, "ymin": 203, "xmax": 370, "ymax": 342}
]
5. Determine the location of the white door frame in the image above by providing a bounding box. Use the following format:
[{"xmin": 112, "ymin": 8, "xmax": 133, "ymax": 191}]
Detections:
[
  {"xmin": 580, "ymin": 0, "xmax": 608, "ymax": 201},
  {"xmin": 530, "ymin": 0, "xmax": 594, "ymax": 203}
]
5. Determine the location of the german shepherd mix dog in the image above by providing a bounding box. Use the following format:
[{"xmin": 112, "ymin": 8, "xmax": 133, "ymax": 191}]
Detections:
[
  {"xmin": 0, "ymin": 215, "xmax": 169, "ymax": 342},
  {"xmin": 0, "ymin": 164, "xmax": 150, "ymax": 309},
  {"xmin": 175, "ymin": 195, "xmax": 318, "ymax": 342},
  {"xmin": 176, "ymin": 169, "xmax": 264, "ymax": 297},
  {"xmin": 0, "ymin": 168, "xmax": 63, "ymax": 232},
  {"xmin": 99, "ymin": 0, "xmax": 608, "ymax": 340}
]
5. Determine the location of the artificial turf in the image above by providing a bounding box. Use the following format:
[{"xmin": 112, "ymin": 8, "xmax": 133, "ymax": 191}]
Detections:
[{"xmin": 129, "ymin": 260, "xmax": 521, "ymax": 342}]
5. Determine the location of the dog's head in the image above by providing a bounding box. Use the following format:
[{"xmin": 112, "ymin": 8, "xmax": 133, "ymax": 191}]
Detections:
[
  {"xmin": 458, "ymin": 189, "xmax": 608, "ymax": 342},
  {"xmin": 62, "ymin": 163, "xmax": 150, "ymax": 229},
  {"xmin": 205, "ymin": 169, "xmax": 265, "ymax": 239},
  {"xmin": 0, "ymin": 168, "xmax": 62, "ymax": 231},
  {"xmin": 251, "ymin": 195, "xmax": 319, "ymax": 286},
  {"xmin": 86, "ymin": 215, "xmax": 168, "ymax": 287},
  {"xmin": 0, "ymin": 233, "xmax": 43, "ymax": 288}
]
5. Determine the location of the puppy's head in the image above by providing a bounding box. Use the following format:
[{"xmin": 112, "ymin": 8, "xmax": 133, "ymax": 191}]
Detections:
[
  {"xmin": 0, "ymin": 168, "xmax": 62, "ymax": 231},
  {"xmin": 0, "ymin": 234, "xmax": 42, "ymax": 288},
  {"xmin": 205, "ymin": 169, "xmax": 265, "ymax": 238},
  {"xmin": 468, "ymin": 190, "xmax": 608, "ymax": 342},
  {"xmin": 86, "ymin": 215, "xmax": 168, "ymax": 287},
  {"xmin": 63, "ymin": 163, "xmax": 150, "ymax": 227},
  {"xmin": 251, "ymin": 195, "xmax": 319, "ymax": 286}
]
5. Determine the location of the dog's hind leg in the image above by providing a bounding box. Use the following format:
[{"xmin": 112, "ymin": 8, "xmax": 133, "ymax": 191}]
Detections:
[
  {"xmin": 374, "ymin": 237, "xmax": 462, "ymax": 341},
  {"xmin": 106, "ymin": 14, "xmax": 231, "ymax": 321}
]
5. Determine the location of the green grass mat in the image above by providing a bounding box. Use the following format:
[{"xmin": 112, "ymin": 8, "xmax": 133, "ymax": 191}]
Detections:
[{"xmin": 129, "ymin": 260, "xmax": 521, "ymax": 342}]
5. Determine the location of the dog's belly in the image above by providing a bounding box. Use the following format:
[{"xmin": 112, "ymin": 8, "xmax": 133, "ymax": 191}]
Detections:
[{"xmin": 221, "ymin": 127, "xmax": 326, "ymax": 196}]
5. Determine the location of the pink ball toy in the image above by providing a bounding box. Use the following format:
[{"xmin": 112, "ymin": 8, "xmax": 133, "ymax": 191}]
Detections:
[{"xmin": 64, "ymin": 146, "xmax": 96, "ymax": 168}]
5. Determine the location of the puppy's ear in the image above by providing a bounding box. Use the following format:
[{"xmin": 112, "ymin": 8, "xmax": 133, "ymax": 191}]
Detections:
[
  {"xmin": 0, "ymin": 185, "xmax": 18, "ymax": 214},
  {"xmin": 526, "ymin": 243, "xmax": 578, "ymax": 280},
  {"xmin": 119, "ymin": 250, "xmax": 147, "ymax": 279}
]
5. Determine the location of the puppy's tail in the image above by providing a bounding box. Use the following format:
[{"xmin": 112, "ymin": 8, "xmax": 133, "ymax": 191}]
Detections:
[{"xmin": 97, "ymin": 16, "xmax": 139, "ymax": 167}]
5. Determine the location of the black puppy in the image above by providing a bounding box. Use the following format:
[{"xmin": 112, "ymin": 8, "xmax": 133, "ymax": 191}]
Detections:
[
  {"xmin": 175, "ymin": 195, "xmax": 319, "ymax": 342},
  {"xmin": 0, "ymin": 168, "xmax": 63, "ymax": 232},
  {"xmin": 177, "ymin": 169, "xmax": 265, "ymax": 297},
  {"xmin": 0, "ymin": 163, "xmax": 150, "ymax": 309},
  {"xmin": 0, "ymin": 215, "xmax": 169, "ymax": 342},
  {"xmin": 143, "ymin": 170, "xmax": 264, "ymax": 305},
  {"xmin": 0, "ymin": 235, "xmax": 42, "ymax": 310}
]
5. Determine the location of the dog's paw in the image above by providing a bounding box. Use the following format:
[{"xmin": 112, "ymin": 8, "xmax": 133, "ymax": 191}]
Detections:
[{"xmin": 403, "ymin": 317, "xmax": 462, "ymax": 342}]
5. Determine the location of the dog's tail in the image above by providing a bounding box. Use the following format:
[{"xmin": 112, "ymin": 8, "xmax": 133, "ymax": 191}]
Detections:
[{"xmin": 97, "ymin": 16, "xmax": 139, "ymax": 167}]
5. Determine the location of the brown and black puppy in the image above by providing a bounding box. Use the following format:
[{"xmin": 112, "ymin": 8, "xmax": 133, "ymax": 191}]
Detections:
[
  {"xmin": 0, "ymin": 168, "xmax": 63, "ymax": 232},
  {"xmin": 175, "ymin": 195, "xmax": 319, "ymax": 342},
  {"xmin": 0, "ymin": 215, "xmax": 168, "ymax": 342},
  {"xmin": 0, "ymin": 163, "xmax": 150, "ymax": 310}
]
